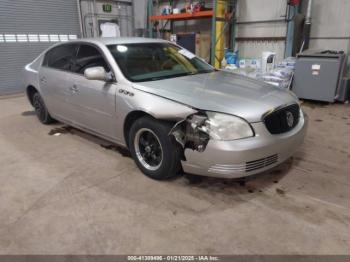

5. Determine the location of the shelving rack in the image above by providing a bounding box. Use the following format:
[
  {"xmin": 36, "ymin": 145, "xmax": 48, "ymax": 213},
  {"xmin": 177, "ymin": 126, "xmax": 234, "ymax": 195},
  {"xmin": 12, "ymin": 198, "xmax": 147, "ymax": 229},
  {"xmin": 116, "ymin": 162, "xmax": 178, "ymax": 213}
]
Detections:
[
  {"xmin": 147, "ymin": 0, "xmax": 237, "ymax": 68},
  {"xmin": 149, "ymin": 10, "xmax": 213, "ymax": 21}
]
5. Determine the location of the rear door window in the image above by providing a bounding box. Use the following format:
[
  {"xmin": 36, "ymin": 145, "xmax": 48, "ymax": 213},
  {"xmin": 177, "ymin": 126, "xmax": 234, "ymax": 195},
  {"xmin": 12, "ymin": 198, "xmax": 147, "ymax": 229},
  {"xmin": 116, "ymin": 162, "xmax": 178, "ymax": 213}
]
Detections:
[{"xmin": 43, "ymin": 44, "xmax": 79, "ymax": 71}]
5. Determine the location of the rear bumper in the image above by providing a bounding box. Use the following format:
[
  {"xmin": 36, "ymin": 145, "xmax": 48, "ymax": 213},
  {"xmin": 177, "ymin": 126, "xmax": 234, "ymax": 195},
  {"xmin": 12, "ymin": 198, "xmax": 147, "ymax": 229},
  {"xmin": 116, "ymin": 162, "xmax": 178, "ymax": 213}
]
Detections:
[{"xmin": 181, "ymin": 112, "xmax": 308, "ymax": 178}]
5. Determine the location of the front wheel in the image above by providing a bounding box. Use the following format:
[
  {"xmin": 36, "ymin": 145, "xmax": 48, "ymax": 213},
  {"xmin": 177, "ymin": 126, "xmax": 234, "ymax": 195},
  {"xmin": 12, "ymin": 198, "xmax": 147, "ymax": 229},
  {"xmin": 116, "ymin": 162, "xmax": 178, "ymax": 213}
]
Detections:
[{"xmin": 128, "ymin": 116, "xmax": 182, "ymax": 180}]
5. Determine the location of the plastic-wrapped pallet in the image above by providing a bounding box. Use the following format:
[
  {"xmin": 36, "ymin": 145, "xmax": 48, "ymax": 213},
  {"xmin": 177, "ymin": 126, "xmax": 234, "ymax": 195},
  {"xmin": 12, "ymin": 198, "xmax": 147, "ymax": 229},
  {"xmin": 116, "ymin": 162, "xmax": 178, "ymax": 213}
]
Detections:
[
  {"xmin": 222, "ymin": 55, "xmax": 297, "ymax": 89},
  {"xmin": 257, "ymin": 57, "xmax": 296, "ymax": 89}
]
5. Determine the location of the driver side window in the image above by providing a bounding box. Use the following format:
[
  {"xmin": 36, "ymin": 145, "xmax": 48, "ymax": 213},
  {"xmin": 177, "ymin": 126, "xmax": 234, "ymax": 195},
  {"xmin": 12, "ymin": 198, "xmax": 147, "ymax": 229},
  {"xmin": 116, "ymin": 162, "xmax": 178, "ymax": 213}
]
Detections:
[{"xmin": 73, "ymin": 44, "xmax": 110, "ymax": 75}]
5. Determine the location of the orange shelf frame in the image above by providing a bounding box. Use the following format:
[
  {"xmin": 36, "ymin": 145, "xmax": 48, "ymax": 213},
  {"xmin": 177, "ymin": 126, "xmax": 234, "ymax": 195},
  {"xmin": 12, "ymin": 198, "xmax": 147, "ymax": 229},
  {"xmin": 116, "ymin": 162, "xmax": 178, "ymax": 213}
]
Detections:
[{"xmin": 149, "ymin": 10, "xmax": 213, "ymax": 21}]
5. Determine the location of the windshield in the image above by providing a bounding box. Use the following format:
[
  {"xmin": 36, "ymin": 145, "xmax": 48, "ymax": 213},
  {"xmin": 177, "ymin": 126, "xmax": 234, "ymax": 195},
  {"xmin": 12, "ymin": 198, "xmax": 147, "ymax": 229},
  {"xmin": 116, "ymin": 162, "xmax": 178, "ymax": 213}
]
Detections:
[{"xmin": 107, "ymin": 42, "xmax": 214, "ymax": 82}]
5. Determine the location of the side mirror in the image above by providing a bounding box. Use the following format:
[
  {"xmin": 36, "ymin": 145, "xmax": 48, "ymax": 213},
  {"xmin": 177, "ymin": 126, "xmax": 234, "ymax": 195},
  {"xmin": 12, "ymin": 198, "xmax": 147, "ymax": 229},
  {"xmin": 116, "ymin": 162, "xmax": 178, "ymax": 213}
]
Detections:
[{"xmin": 84, "ymin": 66, "xmax": 113, "ymax": 82}]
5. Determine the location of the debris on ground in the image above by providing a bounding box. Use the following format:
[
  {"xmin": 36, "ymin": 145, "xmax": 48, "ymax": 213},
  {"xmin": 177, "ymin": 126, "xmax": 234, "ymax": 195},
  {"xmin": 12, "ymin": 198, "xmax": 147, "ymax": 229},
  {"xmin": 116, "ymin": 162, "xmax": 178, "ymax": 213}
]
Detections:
[
  {"xmin": 100, "ymin": 144, "xmax": 131, "ymax": 157},
  {"xmin": 21, "ymin": 111, "xmax": 36, "ymax": 116},
  {"xmin": 238, "ymin": 180, "xmax": 246, "ymax": 187},
  {"xmin": 184, "ymin": 173, "xmax": 203, "ymax": 184},
  {"xmin": 276, "ymin": 188, "xmax": 286, "ymax": 196},
  {"xmin": 48, "ymin": 126, "xmax": 73, "ymax": 136},
  {"xmin": 247, "ymin": 187, "xmax": 255, "ymax": 193},
  {"xmin": 100, "ymin": 144, "xmax": 116, "ymax": 150}
]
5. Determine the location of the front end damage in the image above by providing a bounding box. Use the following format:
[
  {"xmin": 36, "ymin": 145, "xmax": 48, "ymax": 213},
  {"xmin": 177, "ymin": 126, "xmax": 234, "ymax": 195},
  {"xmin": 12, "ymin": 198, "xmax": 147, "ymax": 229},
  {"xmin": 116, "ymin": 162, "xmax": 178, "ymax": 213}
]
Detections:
[
  {"xmin": 168, "ymin": 109, "xmax": 308, "ymax": 179},
  {"xmin": 170, "ymin": 113, "xmax": 210, "ymax": 154}
]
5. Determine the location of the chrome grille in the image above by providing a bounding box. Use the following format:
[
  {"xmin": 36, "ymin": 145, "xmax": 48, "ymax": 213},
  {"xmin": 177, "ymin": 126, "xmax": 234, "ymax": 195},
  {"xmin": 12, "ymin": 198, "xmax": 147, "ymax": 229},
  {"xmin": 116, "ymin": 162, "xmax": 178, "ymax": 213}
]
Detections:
[{"xmin": 246, "ymin": 154, "xmax": 278, "ymax": 172}]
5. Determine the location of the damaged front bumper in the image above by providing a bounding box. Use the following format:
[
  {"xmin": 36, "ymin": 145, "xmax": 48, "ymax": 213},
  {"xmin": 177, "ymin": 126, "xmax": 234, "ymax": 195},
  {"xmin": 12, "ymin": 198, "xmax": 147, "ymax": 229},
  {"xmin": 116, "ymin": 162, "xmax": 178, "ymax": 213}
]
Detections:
[{"xmin": 181, "ymin": 114, "xmax": 308, "ymax": 179}]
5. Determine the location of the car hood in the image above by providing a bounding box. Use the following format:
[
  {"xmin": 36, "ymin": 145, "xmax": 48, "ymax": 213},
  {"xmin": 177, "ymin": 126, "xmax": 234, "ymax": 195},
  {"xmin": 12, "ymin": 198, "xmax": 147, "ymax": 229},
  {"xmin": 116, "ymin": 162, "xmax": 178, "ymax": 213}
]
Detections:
[{"xmin": 132, "ymin": 70, "xmax": 298, "ymax": 123}]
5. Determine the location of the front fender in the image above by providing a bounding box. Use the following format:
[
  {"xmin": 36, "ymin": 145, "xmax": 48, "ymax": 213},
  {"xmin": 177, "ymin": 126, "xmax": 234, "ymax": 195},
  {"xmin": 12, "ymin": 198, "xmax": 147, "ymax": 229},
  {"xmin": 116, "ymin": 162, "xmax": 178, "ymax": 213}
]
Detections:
[{"xmin": 115, "ymin": 85, "xmax": 198, "ymax": 144}]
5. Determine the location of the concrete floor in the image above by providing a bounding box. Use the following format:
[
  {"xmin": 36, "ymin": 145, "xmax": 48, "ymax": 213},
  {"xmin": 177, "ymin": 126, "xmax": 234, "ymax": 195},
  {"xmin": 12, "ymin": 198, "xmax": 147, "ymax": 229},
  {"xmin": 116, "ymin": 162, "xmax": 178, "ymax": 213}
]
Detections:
[{"xmin": 0, "ymin": 95, "xmax": 350, "ymax": 255}]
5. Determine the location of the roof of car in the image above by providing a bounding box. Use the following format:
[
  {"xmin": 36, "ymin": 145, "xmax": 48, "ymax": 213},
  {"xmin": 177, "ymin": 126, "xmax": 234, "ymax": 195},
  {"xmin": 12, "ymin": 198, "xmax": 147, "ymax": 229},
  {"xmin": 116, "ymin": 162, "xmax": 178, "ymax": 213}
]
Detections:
[{"xmin": 71, "ymin": 37, "xmax": 169, "ymax": 45}]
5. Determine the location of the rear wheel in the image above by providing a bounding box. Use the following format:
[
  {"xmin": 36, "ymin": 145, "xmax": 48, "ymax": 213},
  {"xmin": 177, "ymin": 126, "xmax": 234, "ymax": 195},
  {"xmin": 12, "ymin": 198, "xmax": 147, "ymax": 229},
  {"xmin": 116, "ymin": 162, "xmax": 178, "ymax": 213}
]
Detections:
[
  {"xmin": 32, "ymin": 92, "xmax": 55, "ymax": 124},
  {"xmin": 129, "ymin": 116, "xmax": 182, "ymax": 180}
]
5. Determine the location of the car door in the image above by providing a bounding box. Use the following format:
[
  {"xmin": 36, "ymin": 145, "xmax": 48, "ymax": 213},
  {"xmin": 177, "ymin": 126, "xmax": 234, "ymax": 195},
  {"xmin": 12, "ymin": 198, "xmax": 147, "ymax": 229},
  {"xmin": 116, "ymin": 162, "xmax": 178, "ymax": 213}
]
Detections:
[
  {"xmin": 68, "ymin": 43, "xmax": 118, "ymax": 139},
  {"xmin": 39, "ymin": 43, "xmax": 79, "ymax": 122}
]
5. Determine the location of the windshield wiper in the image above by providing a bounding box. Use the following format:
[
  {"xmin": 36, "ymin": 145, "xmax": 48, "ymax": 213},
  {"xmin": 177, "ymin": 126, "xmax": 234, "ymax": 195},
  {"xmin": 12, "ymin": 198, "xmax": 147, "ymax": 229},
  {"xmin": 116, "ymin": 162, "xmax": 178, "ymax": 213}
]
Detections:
[
  {"xmin": 141, "ymin": 72, "xmax": 191, "ymax": 82},
  {"xmin": 136, "ymin": 70, "xmax": 214, "ymax": 82}
]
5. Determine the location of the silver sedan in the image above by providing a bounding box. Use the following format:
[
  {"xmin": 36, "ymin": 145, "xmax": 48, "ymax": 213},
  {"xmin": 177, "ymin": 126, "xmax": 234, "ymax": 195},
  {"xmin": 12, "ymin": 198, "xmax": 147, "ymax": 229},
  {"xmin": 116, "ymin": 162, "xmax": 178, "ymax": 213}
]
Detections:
[{"xmin": 23, "ymin": 37, "xmax": 307, "ymax": 180}]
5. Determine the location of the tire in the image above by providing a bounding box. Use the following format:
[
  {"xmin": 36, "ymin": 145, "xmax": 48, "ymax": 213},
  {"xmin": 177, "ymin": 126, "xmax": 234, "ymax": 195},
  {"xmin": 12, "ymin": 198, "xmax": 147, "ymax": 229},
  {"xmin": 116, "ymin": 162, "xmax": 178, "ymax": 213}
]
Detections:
[
  {"xmin": 128, "ymin": 116, "xmax": 182, "ymax": 180},
  {"xmin": 32, "ymin": 92, "xmax": 55, "ymax": 124}
]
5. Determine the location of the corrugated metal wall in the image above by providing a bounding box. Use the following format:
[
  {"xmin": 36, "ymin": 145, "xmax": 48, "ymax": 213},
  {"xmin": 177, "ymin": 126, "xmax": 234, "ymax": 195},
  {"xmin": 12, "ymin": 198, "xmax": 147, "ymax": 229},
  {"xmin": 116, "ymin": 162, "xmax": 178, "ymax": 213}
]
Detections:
[
  {"xmin": 0, "ymin": 0, "xmax": 81, "ymax": 95},
  {"xmin": 306, "ymin": 0, "xmax": 350, "ymax": 60},
  {"xmin": 236, "ymin": 0, "xmax": 288, "ymax": 63},
  {"xmin": 236, "ymin": 0, "xmax": 350, "ymax": 64}
]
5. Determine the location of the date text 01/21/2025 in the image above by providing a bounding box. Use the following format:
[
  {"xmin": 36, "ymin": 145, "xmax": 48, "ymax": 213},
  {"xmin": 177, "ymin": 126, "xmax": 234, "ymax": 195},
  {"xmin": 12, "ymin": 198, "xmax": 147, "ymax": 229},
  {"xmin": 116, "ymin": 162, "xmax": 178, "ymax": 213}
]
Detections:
[{"xmin": 127, "ymin": 255, "xmax": 220, "ymax": 261}]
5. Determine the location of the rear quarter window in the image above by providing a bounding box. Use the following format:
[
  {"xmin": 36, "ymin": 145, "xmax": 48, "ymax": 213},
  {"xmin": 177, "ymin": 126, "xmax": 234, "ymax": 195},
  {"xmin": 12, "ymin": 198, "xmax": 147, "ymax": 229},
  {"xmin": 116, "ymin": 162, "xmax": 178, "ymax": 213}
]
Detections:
[{"xmin": 43, "ymin": 44, "xmax": 79, "ymax": 71}]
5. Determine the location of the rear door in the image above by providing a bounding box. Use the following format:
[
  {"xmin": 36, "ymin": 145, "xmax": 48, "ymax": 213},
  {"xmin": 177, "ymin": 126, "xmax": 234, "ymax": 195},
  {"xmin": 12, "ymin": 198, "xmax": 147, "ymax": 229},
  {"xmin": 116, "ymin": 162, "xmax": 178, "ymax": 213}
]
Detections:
[
  {"xmin": 68, "ymin": 43, "xmax": 118, "ymax": 139},
  {"xmin": 39, "ymin": 43, "xmax": 79, "ymax": 122}
]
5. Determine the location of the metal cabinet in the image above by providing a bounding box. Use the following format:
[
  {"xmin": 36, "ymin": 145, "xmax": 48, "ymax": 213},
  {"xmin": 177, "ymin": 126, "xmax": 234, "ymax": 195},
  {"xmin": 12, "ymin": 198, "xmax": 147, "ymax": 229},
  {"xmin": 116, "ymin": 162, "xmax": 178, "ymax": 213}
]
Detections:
[{"xmin": 293, "ymin": 50, "xmax": 348, "ymax": 102}]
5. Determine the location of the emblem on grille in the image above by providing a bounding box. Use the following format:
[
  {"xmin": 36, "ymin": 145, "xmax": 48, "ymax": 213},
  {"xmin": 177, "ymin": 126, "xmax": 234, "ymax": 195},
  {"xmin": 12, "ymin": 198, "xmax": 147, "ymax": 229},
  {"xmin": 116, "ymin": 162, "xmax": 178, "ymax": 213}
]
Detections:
[{"xmin": 286, "ymin": 111, "xmax": 294, "ymax": 127}]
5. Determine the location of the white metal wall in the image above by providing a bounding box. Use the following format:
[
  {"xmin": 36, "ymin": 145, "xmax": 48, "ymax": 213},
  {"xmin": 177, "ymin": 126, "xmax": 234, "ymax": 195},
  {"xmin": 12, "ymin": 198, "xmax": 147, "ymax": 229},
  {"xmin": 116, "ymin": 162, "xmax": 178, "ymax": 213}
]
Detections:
[
  {"xmin": 237, "ymin": 0, "xmax": 350, "ymax": 63},
  {"xmin": 0, "ymin": 0, "xmax": 81, "ymax": 95},
  {"xmin": 307, "ymin": 0, "xmax": 350, "ymax": 56},
  {"xmin": 235, "ymin": 0, "xmax": 288, "ymax": 62}
]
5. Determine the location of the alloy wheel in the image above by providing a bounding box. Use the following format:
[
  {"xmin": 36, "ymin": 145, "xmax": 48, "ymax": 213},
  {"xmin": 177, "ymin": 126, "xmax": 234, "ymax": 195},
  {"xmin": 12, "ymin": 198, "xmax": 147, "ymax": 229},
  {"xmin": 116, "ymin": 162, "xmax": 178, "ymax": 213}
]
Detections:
[{"xmin": 134, "ymin": 128, "xmax": 163, "ymax": 171}]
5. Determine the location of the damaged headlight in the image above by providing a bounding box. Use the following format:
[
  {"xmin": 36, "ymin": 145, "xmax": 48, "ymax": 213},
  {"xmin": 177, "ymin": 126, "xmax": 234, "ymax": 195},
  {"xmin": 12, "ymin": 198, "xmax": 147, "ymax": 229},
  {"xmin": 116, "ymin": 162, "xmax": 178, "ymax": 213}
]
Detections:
[{"xmin": 204, "ymin": 112, "xmax": 254, "ymax": 141}]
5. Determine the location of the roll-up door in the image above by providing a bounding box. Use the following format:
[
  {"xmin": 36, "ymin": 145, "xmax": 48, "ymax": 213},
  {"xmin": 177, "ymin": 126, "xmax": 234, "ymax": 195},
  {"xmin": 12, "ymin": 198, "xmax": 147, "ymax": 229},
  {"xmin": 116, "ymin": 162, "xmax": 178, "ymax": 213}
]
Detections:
[{"xmin": 0, "ymin": 0, "xmax": 81, "ymax": 94}]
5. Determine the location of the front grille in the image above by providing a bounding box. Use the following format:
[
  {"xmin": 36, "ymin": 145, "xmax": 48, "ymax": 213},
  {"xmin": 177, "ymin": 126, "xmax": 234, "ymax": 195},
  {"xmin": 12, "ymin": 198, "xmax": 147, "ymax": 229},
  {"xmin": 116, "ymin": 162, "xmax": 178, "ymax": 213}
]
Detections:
[
  {"xmin": 246, "ymin": 154, "xmax": 278, "ymax": 172},
  {"xmin": 264, "ymin": 104, "xmax": 300, "ymax": 134}
]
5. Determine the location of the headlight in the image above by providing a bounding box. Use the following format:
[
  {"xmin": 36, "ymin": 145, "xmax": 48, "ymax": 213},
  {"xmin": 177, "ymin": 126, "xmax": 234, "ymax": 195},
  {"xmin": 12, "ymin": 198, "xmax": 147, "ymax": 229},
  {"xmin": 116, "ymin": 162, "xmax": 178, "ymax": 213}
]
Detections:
[{"xmin": 204, "ymin": 112, "xmax": 254, "ymax": 140}]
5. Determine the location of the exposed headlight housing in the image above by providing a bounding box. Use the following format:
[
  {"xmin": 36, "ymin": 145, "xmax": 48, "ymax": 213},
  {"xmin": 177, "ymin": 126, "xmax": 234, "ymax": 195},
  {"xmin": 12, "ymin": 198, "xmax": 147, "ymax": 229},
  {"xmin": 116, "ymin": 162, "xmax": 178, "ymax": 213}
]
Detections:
[{"xmin": 204, "ymin": 112, "xmax": 254, "ymax": 141}]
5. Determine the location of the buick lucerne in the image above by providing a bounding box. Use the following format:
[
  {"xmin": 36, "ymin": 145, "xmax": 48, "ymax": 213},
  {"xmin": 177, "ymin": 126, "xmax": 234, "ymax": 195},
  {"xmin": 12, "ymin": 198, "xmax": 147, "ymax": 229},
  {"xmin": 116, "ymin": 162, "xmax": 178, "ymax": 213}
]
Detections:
[{"xmin": 23, "ymin": 38, "xmax": 307, "ymax": 180}]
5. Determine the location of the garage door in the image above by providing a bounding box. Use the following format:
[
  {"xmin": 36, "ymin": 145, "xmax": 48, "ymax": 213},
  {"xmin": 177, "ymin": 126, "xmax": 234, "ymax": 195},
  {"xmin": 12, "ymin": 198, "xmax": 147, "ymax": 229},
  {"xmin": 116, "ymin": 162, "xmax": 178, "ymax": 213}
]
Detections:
[{"xmin": 0, "ymin": 0, "xmax": 81, "ymax": 95}]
